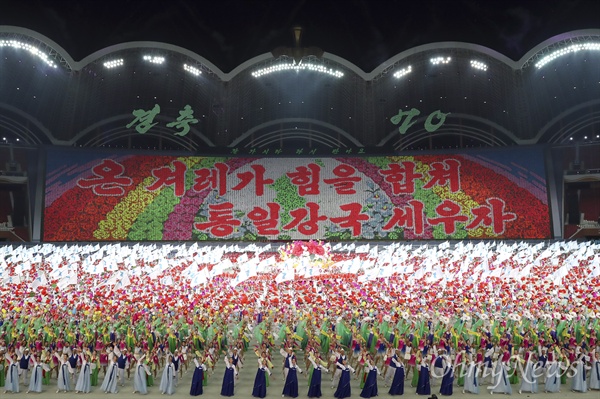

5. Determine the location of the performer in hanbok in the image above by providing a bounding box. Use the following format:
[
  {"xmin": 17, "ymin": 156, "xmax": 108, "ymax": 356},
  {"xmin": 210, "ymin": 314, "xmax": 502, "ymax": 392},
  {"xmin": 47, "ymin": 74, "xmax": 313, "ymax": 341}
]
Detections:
[
  {"xmin": 252, "ymin": 357, "xmax": 271, "ymax": 398},
  {"xmin": 281, "ymin": 346, "xmax": 297, "ymax": 380},
  {"xmin": 75, "ymin": 351, "xmax": 92, "ymax": 393},
  {"xmin": 439, "ymin": 353, "xmax": 454, "ymax": 396},
  {"xmin": 55, "ymin": 352, "xmax": 74, "ymax": 393},
  {"xmin": 160, "ymin": 354, "xmax": 176, "ymax": 395},
  {"xmin": 4, "ymin": 349, "xmax": 20, "ymax": 394},
  {"xmin": 383, "ymin": 348, "xmax": 397, "ymax": 387},
  {"xmin": 282, "ymin": 356, "xmax": 302, "ymax": 398},
  {"xmin": 27, "ymin": 353, "xmax": 43, "ymax": 393},
  {"xmin": 307, "ymin": 352, "xmax": 328, "ymax": 398},
  {"xmin": 571, "ymin": 354, "xmax": 591, "ymax": 393},
  {"xmin": 544, "ymin": 349, "xmax": 566, "ymax": 393},
  {"xmin": 220, "ymin": 356, "xmax": 237, "ymax": 397},
  {"xmin": 589, "ymin": 350, "xmax": 600, "ymax": 390},
  {"xmin": 100, "ymin": 354, "xmax": 119, "ymax": 394},
  {"xmin": 133, "ymin": 354, "xmax": 150, "ymax": 395},
  {"xmin": 333, "ymin": 358, "xmax": 354, "ymax": 399},
  {"xmin": 416, "ymin": 355, "xmax": 431, "ymax": 395},
  {"xmin": 17, "ymin": 347, "xmax": 32, "ymax": 385},
  {"xmin": 190, "ymin": 355, "xmax": 207, "ymax": 396},
  {"xmin": 388, "ymin": 354, "xmax": 405, "ymax": 395},
  {"xmin": 359, "ymin": 357, "xmax": 380, "ymax": 398},
  {"xmin": 489, "ymin": 350, "xmax": 511, "ymax": 395},
  {"xmin": 462, "ymin": 352, "xmax": 479, "ymax": 394},
  {"xmin": 519, "ymin": 349, "xmax": 538, "ymax": 394},
  {"xmin": 332, "ymin": 348, "xmax": 348, "ymax": 388}
]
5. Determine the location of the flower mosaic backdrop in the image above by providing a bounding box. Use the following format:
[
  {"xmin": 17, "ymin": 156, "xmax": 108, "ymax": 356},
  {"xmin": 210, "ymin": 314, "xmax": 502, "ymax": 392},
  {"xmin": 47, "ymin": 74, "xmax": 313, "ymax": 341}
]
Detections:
[{"xmin": 43, "ymin": 147, "xmax": 551, "ymax": 241}]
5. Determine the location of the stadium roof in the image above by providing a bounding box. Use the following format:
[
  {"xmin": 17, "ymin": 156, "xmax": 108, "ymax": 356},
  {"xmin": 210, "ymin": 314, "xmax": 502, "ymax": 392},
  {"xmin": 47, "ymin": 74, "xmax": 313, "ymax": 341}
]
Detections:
[{"xmin": 1, "ymin": 1, "xmax": 600, "ymax": 152}]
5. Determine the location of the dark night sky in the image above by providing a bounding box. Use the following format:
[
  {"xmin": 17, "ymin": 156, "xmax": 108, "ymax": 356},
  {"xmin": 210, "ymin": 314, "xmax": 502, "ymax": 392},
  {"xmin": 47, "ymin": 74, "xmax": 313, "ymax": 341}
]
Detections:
[{"xmin": 1, "ymin": 0, "xmax": 599, "ymax": 72}]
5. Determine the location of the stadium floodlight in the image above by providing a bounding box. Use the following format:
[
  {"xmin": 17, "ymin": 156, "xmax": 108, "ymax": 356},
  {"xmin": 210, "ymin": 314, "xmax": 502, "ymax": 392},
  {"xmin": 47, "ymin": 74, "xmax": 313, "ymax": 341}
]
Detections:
[
  {"xmin": 535, "ymin": 42, "xmax": 600, "ymax": 69},
  {"xmin": 0, "ymin": 39, "xmax": 57, "ymax": 68},
  {"xmin": 393, "ymin": 65, "xmax": 412, "ymax": 79},
  {"xmin": 103, "ymin": 59, "xmax": 124, "ymax": 69},
  {"xmin": 251, "ymin": 62, "xmax": 344, "ymax": 78},
  {"xmin": 183, "ymin": 63, "xmax": 202, "ymax": 76},
  {"xmin": 470, "ymin": 60, "xmax": 488, "ymax": 71},
  {"xmin": 430, "ymin": 56, "xmax": 451, "ymax": 65},
  {"xmin": 143, "ymin": 55, "xmax": 165, "ymax": 64}
]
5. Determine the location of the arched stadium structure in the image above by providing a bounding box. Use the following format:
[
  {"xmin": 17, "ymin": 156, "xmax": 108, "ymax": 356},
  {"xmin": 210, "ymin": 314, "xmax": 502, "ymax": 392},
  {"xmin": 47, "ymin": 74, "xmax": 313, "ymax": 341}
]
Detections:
[{"xmin": 0, "ymin": 26, "xmax": 600, "ymax": 399}]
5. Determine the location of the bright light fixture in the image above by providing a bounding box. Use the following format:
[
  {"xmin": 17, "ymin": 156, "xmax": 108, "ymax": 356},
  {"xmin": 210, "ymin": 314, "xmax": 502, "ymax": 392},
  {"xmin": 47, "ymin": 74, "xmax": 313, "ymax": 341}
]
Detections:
[
  {"xmin": 0, "ymin": 39, "xmax": 57, "ymax": 68},
  {"xmin": 143, "ymin": 55, "xmax": 165, "ymax": 64},
  {"xmin": 393, "ymin": 65, "xmax": 412, "ymax": 78},
  {"xmin": 470, "ymin": 60, "xmax": 488, "ymax": 71},
  {"xmin": 535, "ymin": 42, "xmax": 600, "ymax": 69},
  {"xmin": 183, "ymin": 64, "xmax": 201, "ymax": 76},
  {"xmin": 103, "ymin": 59, "xmax": 124, "ymax": 69},
  {"xmin": 430, "ymin": 56, "xmax": 451, "ymax": 65},
  {"xmin": 251, "ymin": 63, "xmax": 344, "ymax": 78}
]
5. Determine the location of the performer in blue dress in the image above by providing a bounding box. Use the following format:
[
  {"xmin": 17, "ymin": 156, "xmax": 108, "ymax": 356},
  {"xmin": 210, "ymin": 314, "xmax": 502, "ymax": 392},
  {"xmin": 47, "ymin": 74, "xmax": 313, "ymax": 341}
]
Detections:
[
  {"xmin": 190, "ymin": 355, "xmax": 207, "ymax": 396},
  {"xmin": 333, "ymin": 358, "xmax": 355, "ymax": 399},
  {"xmin": 388, "ymin": 355, "xmax": 405, "ymax": 395},
  {"xmin": 439, "ymin": 354, "xmax": 454, "ymax": 396},
  {"xmin": 220, "ymin": 356, "xmax": 237, "ymax": 397},
  {"xmin": 307, "ymin": 354, "xmax": 327, "ymax": 398},
  {"xmin": 252, "ymin": 358, "xmax": 271, "ymax": 398},
  {"xmin": 416, "ymin": 356, "xmax": 431, "ymax": 395},
  {"xmin": 282, "ymin": 357, "xmax": 302, "ymax": 398},
  {"xmin": 360, "ymin": 357, "xmax": 381, "ymax": 398}
]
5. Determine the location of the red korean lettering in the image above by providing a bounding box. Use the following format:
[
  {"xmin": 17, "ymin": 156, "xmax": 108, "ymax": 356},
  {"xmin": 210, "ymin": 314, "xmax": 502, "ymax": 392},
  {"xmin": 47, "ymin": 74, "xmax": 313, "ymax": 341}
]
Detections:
[
  {"xmin": 146, "ymin": 160, "xmax": 187, "ymax": 197},
  {"xmin": 286, "ymin": 163, "xmax": 321, "ymax": 196},
  {"xmin": 247, "ymin": 202, "xmax": 281, "ymax": 236},
  {"xmin": 77, "ymin": 159, "xmax": 133, "ymax": 196},
  {"xmin": 194, "ymin": 202, "xmax": 241, "ymax": 238},
  {"xmin": 465, "ymin": 197, "xmax": 517, "ymax": 235},
  {"xmin": 427, "ymin": 199, "xmax": 469, "ymax": 235},
  {"xmin": 382, "ymin": 200, "xmax": 425, "ymax": 235},
  {"xmin": 329, "ymin": 203, "xmax": 370, "ymax": 236},
  {"xmin": 193, "ymin": 162, "xmax": 229, "ymax": 195},
  {"xmin": 422, "ymin": 159, "xmax": 461, "ymax": 192},
  {"xmin": 378, "ymin": 161, "xmax": 423, "ymax": 195},
  {"xmin": 232, "ymin": 165, "xmax": 274, "ymax": 196},
  {"xmin": 323, "ymin": 165, "xmax": 361, "ymax": 194},
  {"xmin": 282, "ymin": 202, "xmax": 327, "ymax": 235}
]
